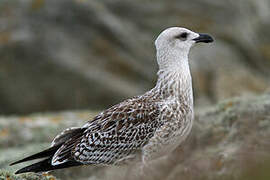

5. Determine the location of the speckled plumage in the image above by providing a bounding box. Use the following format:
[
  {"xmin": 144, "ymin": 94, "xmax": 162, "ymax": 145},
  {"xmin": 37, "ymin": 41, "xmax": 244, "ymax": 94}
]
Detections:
[{"xmin": 11, "ymin": 27, "xmax": 213, "ymax": 174}]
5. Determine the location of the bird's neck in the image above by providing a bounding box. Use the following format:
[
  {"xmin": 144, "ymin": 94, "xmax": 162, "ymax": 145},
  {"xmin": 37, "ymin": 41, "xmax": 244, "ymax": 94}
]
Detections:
[{"xmin": 154, "ymin": 55, "xmax": 193, "ymax": 102}]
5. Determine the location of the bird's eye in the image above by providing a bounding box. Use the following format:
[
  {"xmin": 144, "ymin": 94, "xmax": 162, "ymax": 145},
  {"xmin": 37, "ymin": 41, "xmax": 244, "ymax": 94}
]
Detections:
[{"xmin": 176, "ymin": 32, "xmax": 188, "ymax": 41}]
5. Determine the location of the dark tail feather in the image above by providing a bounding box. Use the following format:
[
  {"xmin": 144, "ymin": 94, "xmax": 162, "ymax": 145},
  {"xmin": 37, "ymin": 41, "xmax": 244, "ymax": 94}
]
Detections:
[
  {"xmin": 10, "ymin": 144, "xmax": 62, "ymax": 166},
  {"xmin": 15, "ymin": 157, "xmax": 82, "ymax": 174},
  {"xmin": 10, "ymin": 128, "xmax": 86, "ymax": 166},
  {"xmin": 11, "ymin": 127, "xmax": 86, "ymax": 174}
]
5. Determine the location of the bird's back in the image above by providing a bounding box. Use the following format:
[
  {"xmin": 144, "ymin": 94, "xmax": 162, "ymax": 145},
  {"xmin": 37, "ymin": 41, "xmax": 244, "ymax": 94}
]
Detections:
[{"xmin": 53, "ymin": 92, "xmax": 163, "ymax": 166}]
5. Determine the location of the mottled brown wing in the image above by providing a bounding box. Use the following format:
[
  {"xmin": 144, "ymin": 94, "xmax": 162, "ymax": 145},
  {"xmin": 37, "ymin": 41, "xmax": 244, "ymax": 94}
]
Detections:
[{"xmin": 71, "ymin": 98, "xmax": 161, "ymax": 165}]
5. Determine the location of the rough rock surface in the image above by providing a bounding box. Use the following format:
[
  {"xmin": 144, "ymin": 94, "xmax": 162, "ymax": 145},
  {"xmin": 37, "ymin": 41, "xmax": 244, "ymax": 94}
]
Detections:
[
  {"xmin": 0, "ymin": 170, "xmax": 58, "ymax": 180},
  {"xmin": 1, "ymin": 93, "xmax": 270, "ymax": 180},
  {"xmin": 1, "ymin": 0, "xmax": 270, "ymax": 114}
]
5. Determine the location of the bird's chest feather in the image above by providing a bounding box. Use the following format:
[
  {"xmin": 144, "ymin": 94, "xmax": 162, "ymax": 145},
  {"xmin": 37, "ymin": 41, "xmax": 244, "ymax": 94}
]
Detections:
[{"xmin": 142, "ymin": 97, "xmax": 193, "ymax": 161}]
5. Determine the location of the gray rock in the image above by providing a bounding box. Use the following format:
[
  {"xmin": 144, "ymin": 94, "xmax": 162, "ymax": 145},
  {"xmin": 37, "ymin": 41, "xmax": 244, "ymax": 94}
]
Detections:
[
  {"xmin": 0, "ymin": 170, "xmax": 58, "ymax": 180},
  {"xmin": 1, "ymin": 93, "xmax": 270, "ymax": 179}
]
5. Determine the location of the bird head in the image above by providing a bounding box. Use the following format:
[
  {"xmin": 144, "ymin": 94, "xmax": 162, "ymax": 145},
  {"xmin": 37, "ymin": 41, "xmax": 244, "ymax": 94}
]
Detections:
[{"xmin": 155, "ymin": 27, "xmax": 213, "ymax": 69}]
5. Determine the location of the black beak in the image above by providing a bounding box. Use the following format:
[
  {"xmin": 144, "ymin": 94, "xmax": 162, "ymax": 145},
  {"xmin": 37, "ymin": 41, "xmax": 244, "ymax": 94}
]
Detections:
[{"xmin": 193, "ymin": 33, "xmax": 214, "ymax": 43}]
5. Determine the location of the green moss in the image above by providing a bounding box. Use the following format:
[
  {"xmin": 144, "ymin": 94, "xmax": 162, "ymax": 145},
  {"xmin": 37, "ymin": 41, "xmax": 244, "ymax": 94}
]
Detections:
[{"xmin": 0, "ymin": 170, "xmax": 57, "ymax": 180}]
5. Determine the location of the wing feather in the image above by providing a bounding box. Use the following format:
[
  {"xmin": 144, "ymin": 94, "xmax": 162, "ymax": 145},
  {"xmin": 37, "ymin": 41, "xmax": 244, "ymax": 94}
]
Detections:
[{"xmin": 72, "ymin": 98, "xmax": 161, "ymax": 165}]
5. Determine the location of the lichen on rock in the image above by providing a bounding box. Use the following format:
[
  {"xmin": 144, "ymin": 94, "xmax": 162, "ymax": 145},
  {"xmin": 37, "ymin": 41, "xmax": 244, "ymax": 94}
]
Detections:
[
  {"xmin": 1, "ymin": 94, "xmax": 270, "ymax": 180},
  {"xmin": 0, "ymin": 170, "xmax": 57, "ymax": 180}
]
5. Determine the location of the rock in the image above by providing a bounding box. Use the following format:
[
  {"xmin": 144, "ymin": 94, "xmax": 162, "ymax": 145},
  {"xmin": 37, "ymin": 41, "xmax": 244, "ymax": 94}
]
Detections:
[
  {"xmin": 0, "ymin": 170, "xmax": 58, "ymax": 180},
  {"xmin": 1, "ymin": 93, "xmax": 270, "ymax": 179},
  {"xmin": 0, "ymin": 111, "xmax": 97, "ymax": 147},
  {"xmin": 1, "ymin": 0, "xmax": 270, "ymax": 114}
]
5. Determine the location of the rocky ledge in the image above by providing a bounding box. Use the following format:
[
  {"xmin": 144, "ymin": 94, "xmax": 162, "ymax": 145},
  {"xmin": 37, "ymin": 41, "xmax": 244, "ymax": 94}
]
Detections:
[{"xmin": 1, "ymin": 93, "xmax": 270, "ymax": 180}]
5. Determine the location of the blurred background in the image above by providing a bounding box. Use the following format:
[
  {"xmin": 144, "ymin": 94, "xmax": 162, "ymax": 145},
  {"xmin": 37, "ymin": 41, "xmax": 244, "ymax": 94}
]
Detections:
[
  {"xmin": 1, "ymin": 0, "xmax": 270, "ymax": 115},
  {"xmin": 1, "ymin": 0, "xmax": 270, "ymax": 180}
]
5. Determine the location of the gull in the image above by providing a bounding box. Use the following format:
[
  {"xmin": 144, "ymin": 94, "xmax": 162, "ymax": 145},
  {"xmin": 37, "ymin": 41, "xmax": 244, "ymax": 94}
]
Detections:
[{"xmin": 10, "ymin": 27, "xmax": 213, "ymax": 174}]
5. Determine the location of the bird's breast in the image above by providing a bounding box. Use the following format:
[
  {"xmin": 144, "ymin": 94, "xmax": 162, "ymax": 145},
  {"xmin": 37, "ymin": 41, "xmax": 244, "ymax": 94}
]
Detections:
[{"xmin": 142, "ymin": 98, "xmax": 194, "ymax": 161}]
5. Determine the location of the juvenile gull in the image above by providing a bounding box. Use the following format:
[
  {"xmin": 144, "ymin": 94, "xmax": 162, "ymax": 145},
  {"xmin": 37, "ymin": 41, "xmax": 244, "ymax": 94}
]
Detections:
[{"xmin": 11, "ymin": 27, "xmax": 213, "ymax": 174}]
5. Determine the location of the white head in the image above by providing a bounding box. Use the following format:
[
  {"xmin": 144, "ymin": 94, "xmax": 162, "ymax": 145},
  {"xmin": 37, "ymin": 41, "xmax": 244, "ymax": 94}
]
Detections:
[{"xmin": 155, "ymin": 27, "xmax": 213, "ymax": 69}]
